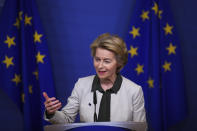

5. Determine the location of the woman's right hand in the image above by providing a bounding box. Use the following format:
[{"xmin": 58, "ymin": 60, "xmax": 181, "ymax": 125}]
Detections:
[{"xmin": 43, "ymin": 92, "xmax": 62, "ymax": 115}]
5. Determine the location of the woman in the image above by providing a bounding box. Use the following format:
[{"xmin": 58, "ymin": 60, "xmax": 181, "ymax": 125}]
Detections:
[{"xmin": 43, "ymin": 33, "xmax": 146, "ymax": 124}]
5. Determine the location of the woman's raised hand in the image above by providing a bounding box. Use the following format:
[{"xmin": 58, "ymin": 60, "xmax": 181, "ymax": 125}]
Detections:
[{"xmin": 43, "ymin": 92, "xmax": 62, "ymax": 115}]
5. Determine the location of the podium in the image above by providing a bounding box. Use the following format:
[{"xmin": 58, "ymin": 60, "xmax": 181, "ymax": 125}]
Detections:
[{"xmin": 44, "ymin": 121, "xmax": 147, "ymax": 131}]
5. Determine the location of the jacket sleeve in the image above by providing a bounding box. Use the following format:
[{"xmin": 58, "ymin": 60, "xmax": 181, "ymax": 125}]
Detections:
[
  {"xmin": 132, "ymin": 86, "xmax": 146, "ymax": 122},
  {"xmin": 44, "ymin": 80, "xmax": 81, "ymax": 124}
]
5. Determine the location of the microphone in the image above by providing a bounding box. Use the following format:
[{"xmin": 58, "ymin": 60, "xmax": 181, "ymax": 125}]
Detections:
[{"xmin": 93, "ymin": 91, "xmax": 97, "ymax": 122}]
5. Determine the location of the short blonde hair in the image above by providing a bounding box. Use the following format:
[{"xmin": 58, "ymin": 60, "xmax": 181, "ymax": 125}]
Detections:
[{"xmin": 90, "ymin": 33, "xmax": 128, "ymax": 72}]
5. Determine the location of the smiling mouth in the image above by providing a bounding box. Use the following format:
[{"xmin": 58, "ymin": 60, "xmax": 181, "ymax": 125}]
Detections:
[{"xmin": 98, "ymin": 71, "xmax": 106, "ymax": 74}]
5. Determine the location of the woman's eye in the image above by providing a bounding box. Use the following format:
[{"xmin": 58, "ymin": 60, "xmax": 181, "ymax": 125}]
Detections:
[
  {"xmin": 104, "ymin": 61, "xmax": 111, "ymax": 64},
  {"xmin": 95, "ymin": 58, "xmax": 100, "ymax": 62}
]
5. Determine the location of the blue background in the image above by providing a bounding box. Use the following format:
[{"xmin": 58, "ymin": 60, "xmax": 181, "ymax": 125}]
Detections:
[{"xmin": 0, "ymin": 0, "xmax": 196, "ymax": 130}]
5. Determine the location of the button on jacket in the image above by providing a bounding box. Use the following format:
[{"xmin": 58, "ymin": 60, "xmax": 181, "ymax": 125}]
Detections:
[{"xmin": 44, "ymin": 75, "xmax": 146, "ymax": 124}]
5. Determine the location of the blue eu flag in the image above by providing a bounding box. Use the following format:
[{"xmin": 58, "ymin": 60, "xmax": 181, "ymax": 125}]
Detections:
[
  {"xmin": 0, "ymin": 0, "xmax": 55, "ymax": 130},
  {"xmin": 122, "ymin": 0, "xmax": 187, "ymax": 130}
]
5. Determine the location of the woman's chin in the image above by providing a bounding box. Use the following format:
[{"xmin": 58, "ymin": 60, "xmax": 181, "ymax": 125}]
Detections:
[{"xmin": 97, "ymin": 74, "xmax": 107, "ymax": 80}]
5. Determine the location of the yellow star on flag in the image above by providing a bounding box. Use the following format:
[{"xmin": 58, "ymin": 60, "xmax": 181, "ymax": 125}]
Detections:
[
  {"xmin": 163, "ymin": 23, "xmax": 173, "ymax": 35},
  {"xmin": 163, "ymin": 61, "xmax": 171, "ymax": 72},
  {"xmin": 135, "ymin": 64, "xmax": 144, "ymax": 75},
  {"xmin": 13, "ymin": 18, "xmax": 20, "ymax": 29},
  {"xmin": 36, "ymin": 52, "xmax": 45, "ymax": 63},
  {"xmin": 19, "ymin": 11, "xmax": 23, "ymax": 21},
  {"xmin": 34, "ymin": 31, "xmax": 43, "ymax": 43},
  {"xmin": 25, "ymin": 14, "xmax": 32, "ymax": 26},
  {"xmin": 28, "ymin": 85, "xmax": 33, "ymax": 94},
  {"xmin": 166, "ymin": 43, "xmax": 176, "ymax": 55},
  {"xmin": 152, "ymin": 2, "xmax": 159, "ymax": 15},
  {"xmin": 147, "ymin": 77, "xmax": 154, "ymax": 88},
  {"xmin": 128, "ymin": 45, "xmax": 138, "ymax": 58},
  {"xmin": 33, "ymin": 70, "xmax": 39, "ymax": 80},
  {"xmin": 12, "ymin": 74, "xmax": 21, "ymax": 86},
  {"xmin": 129, "ymin": 26, "xmax": 140, "ymax": 39},
  {"xmin": 21, "ymin": 93, "xmax": 25, "ymax": 103},
  {"xmin": 158, "ymin": 10, "xmax": 163, "ymax": 19},
  {"xmin": 4, "ymin": 35, "xmax": 16, "ymax": 48},
  {"xmin": 140, "ymin": 10, "xmax": 149, "ymax": 21},
  {"xmin": 2, "ymin": 55, "xmax": 14, "ymax": 68}
]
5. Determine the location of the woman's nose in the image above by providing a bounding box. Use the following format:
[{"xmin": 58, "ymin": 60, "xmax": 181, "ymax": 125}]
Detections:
[{"xmin": 98, "ymin": 61, "xmax": 104, "ymax": 68}]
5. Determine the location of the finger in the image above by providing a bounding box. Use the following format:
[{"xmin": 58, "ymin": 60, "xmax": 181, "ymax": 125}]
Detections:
[
  {"xmin": 43, "ymin": 92, "xmax": 49, "ymax": 101},
  {"xmin": 49, "ymin": 104, "xmax": 62, "ymax": 113},
  {"xmin": 45, "ymin": 100, "xmax": 60, "ymax": 108},
  {"xmin": 44, "ymin": 97, "xmax": 56, "ymax": 105},
  {"xmin": 49, "ymin": 100, "xmax": 60, "ymax": 106},
  {"xmin": 46, "ymin": 102, "xmax": 62, "ymax": 112},
  {"xmin": 56, "ymin": 102, "xmax": 62, "ymax": 109},
  {"xmin": 47, "ymin": 102, "xmax": 62, "ymax": 110}
]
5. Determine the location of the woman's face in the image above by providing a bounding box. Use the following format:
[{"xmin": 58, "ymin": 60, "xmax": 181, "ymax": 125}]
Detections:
[{"xmin": 94, "ymin": 48, "xmax": 119, "ymax": 82}]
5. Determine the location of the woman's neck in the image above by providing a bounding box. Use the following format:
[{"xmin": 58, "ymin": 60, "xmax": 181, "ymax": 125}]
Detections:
[{"xmin": 100, "ymin": 74, "xmax": 117, "ymax": 91}]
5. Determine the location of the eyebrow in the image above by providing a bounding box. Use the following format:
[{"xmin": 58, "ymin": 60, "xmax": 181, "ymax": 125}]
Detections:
[{"xmin": 95, "ymin": 57, "xmax": 112, "ymax": 60}]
